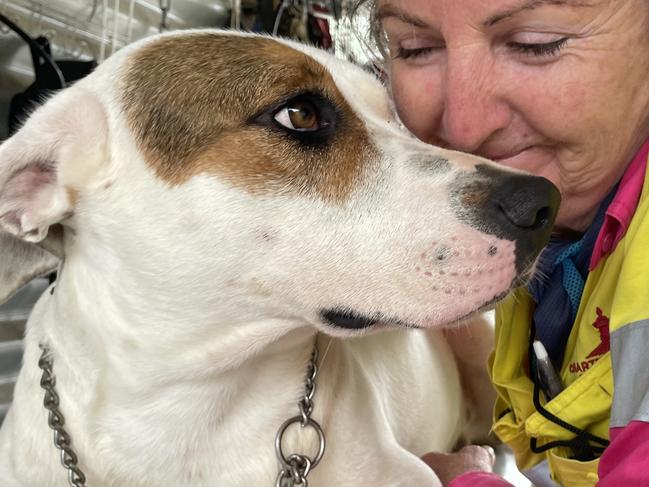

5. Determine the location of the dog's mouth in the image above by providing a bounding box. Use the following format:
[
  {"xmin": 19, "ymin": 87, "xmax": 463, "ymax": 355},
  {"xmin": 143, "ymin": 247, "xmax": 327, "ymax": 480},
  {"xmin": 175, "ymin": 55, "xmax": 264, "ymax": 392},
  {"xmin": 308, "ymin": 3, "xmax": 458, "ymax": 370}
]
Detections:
[{"xmin": 320, "ymin": 309, "xmax": 415, "ymax": 330}]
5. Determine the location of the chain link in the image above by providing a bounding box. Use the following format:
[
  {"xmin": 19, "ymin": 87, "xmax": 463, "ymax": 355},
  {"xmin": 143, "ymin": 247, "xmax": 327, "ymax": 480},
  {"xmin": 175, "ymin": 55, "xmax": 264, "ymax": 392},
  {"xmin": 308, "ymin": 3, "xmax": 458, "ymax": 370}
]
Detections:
[
  {"xmin": 275, "ymin": 344, "xmax": 325, "ymax": 487},
  {"xmin": 38, "ymin": 344, "xmax": 87, "ymax": 487}
]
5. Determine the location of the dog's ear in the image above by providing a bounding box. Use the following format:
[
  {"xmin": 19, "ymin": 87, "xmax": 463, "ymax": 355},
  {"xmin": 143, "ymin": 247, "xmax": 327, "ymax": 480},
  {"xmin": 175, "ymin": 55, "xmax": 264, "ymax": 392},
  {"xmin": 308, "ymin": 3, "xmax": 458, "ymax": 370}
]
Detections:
[
  {"xmin": 0, "ymin": 232, "xmax": 59, "ymax": 304},
  {"xmin": 0, "ymin": 87, "xmax": 108, "ymax": 242},
  {"xmin": 0, "ymin": 87, "xmax": 109, "ymax": 303}
]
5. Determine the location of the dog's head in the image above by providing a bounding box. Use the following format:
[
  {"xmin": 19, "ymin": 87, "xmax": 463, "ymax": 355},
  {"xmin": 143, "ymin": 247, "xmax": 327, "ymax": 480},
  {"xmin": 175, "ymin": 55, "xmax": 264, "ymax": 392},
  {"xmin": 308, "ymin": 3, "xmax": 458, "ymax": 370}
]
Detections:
[{"xmin": 0, "ymin": 31, "xmax": 559, "ymax": 337}]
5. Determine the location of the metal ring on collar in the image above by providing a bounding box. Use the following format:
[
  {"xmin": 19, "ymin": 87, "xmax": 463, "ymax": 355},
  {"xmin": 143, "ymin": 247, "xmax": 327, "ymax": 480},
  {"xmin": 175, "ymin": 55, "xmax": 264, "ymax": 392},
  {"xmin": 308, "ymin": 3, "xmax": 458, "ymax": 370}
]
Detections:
[{"xmin": 275, "ymin": 415, "xmax": 326, "ymax": 470}]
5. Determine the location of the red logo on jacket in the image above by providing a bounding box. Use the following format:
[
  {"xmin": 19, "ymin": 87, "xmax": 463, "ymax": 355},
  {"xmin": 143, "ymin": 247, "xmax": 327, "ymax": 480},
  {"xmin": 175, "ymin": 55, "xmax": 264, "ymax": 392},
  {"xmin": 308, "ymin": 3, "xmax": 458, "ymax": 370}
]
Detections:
[
  {"xmin": 587, "ymin": 307, "xmax": 611, "ymax": 358},
  {"xmin": 569, "ymin": 307, "xmax": 611, "ymax": 374}
]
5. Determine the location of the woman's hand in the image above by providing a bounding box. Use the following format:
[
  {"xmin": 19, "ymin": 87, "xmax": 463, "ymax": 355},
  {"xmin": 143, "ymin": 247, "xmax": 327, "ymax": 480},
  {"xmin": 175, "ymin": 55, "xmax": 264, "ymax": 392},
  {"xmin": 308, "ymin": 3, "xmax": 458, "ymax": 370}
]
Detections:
[{"xmin": 421, "ymin": 445, "xmax": 496, "ymax": 486}]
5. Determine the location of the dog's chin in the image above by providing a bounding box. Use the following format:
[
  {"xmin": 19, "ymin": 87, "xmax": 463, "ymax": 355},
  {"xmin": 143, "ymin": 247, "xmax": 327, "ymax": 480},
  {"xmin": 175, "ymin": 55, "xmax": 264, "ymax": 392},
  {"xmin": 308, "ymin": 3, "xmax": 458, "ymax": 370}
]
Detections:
[{"xmin": 436, "ymin": 292, "xmax": 508, "ymax": 330}]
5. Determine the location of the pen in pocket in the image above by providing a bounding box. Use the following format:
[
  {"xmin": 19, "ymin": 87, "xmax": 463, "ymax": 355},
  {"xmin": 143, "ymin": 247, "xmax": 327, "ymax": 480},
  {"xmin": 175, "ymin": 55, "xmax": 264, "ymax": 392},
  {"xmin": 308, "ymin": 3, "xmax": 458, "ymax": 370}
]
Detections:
[{"xmin": 533, "ymin": 340, "xmax": 565, "ymax": 401}]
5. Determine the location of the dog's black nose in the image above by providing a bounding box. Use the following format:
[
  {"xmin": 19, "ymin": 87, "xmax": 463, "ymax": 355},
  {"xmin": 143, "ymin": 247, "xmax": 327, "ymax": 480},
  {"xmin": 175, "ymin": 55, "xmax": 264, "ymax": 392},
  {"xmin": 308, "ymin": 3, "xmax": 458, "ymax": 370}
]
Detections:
[
  {"xmin": 494, "ymin": 176, "xmax": 559, "ymax": 232},
  {"xmin": 450, "ymin": 164, "xmax": 561, "ymax": 273}
]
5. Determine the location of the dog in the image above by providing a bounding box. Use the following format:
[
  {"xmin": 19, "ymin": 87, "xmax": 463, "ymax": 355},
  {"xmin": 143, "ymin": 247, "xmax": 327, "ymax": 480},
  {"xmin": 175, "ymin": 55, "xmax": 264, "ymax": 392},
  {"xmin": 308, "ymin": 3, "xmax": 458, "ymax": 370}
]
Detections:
[{"xmin": 0, "ymin": 30, "xmax": 559, "ymax": 486}]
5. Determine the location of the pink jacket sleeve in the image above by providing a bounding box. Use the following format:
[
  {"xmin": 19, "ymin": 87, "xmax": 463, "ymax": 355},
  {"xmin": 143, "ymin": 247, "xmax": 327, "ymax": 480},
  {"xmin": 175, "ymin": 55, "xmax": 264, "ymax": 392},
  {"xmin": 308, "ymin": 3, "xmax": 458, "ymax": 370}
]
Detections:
[
  {"xmin": 448, "ymin": 472, "xmax": 514, "ymax": 487},
  {"xmin": 597, "ymin": 420, "xmax": 649, "ymax": 485}
]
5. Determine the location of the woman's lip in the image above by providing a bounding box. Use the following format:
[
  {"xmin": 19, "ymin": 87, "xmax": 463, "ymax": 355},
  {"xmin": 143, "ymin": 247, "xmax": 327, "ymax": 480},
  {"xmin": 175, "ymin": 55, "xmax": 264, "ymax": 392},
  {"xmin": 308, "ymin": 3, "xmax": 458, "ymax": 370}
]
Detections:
[{"xmin": 487, "ymin": 147, "xmax": 531, "ymax": 162}]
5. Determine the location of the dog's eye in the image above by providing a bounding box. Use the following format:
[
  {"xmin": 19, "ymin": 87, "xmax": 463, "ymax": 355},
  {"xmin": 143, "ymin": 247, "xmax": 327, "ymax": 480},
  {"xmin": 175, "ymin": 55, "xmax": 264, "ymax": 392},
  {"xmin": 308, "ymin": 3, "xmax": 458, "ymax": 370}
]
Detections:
[
  {"xmin": 252, "ymin": 92, "xmax": 336, "ymax": 145},
  {"xmin": 274, "ymin": 100, "xmax": 322, "ymax": 132}
]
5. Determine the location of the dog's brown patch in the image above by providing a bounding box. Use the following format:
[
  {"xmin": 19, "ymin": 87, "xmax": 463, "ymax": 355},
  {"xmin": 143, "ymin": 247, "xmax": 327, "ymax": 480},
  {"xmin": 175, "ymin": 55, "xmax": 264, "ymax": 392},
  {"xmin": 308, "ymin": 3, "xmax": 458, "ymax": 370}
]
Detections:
[{"xmin": 121, "ymin": 33, "xmax": 376, "ymax": 202}]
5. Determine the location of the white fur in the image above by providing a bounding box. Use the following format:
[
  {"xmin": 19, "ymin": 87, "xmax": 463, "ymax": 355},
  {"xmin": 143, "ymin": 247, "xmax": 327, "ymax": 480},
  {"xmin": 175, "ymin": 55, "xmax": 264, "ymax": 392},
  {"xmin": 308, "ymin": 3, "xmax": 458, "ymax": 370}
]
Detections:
[{"xmin": 0, "ymin": 31, "xmax": 513, "ymax": 486}]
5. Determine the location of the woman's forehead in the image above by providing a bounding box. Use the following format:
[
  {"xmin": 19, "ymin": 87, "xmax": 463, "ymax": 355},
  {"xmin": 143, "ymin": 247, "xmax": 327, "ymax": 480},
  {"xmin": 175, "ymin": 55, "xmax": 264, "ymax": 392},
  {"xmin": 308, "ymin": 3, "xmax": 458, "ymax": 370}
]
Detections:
[{"xmin": 376, "ymin": 0, "xmax": 608, "ymax": 27}]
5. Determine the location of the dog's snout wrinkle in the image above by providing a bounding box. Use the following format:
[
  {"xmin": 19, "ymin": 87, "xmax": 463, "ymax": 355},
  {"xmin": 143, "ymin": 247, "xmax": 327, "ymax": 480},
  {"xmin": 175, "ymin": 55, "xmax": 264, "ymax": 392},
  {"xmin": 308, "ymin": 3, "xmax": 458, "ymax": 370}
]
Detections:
[{"xmin": 411, "ymin": 155, "xmax": 451, "ymax": 174}]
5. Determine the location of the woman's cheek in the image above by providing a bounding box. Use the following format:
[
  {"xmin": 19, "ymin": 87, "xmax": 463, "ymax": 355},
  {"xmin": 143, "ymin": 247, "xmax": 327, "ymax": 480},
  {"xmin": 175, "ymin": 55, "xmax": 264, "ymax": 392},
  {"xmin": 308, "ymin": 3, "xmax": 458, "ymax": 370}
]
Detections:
[{"xmin": 391, "ymin": 67, "xmax": 441, "ymax": 141}]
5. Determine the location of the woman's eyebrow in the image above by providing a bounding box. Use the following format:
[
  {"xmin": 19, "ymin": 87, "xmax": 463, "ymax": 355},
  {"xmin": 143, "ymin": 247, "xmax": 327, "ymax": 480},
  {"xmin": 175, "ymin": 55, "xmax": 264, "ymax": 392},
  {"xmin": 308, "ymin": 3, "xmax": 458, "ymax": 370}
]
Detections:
[
  {"xmin": 376, "ymin": 3, "xmax": 432, "ymax": 29},
  {"xmin": 484, "ymin": 0, "xmax": 594, "ymax": 27},
  {"xmin": 377, "ymin": 1, "xmax": 593, "ymax": 30}
]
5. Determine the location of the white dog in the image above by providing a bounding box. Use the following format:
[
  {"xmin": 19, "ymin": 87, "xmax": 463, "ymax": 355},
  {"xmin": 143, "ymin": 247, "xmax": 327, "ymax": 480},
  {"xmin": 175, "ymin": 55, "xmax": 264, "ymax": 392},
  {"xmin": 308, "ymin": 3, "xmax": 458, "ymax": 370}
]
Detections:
[{"xmin": 0, "ymin": 31, "xmax": 559, "ymax": 486}]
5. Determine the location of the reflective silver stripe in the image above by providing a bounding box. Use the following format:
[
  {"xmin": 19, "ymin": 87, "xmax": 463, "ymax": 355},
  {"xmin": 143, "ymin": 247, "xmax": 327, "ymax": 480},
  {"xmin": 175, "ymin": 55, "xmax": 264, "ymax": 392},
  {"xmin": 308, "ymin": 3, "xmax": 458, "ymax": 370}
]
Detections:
[
  {"xmin": 522, "ymin": 460, "xmax": 560, "ymax": 487},
  {"xmin": 610, "ymin": 319, "xmax": 649, "ymax": 428}
]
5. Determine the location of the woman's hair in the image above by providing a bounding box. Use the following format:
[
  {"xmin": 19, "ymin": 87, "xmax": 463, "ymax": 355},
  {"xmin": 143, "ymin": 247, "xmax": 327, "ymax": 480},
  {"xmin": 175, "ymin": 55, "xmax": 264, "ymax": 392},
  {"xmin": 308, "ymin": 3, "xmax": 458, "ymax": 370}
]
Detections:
[{"xmin": 348, "ymin": 0, "xmax": 389, "ymax": 65}]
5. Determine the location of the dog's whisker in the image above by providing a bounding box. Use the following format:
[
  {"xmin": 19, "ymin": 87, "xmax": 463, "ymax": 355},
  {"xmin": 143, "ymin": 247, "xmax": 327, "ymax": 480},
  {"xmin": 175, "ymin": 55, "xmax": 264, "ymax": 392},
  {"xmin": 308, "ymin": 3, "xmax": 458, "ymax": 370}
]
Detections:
[{"xmin": 318, "ymin": 336, "xmax": 334, "ymax": 371}]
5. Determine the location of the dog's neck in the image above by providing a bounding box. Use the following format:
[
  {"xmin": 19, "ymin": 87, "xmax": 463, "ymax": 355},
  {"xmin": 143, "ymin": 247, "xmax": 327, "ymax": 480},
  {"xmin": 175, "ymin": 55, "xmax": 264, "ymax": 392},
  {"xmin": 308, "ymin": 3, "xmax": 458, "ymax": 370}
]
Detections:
[
  {"xmin": 17, "ymin": 250, "xmax": 324, "ymax": 485},
  {"xmin": 51, "ymin": 232, "xmax": 318, "ymax": 364}
]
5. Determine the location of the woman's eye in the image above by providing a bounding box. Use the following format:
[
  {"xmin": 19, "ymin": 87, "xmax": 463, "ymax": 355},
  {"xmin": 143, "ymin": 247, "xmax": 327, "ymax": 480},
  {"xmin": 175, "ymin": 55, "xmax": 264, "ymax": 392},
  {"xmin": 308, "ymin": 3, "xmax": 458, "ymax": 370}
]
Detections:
[
  {"xmin": 508, "ymin": 37, "xmax": 568, "ymax": 57},
  {"xmin": 395, "ymin": 46, "xmax": 435, "ymax": 60},
  {"xmin": 390, "ymin": 37, "xmax": 442, "ymax": 62},
  {"xmin": 274, "ymin": 100, "xmax": 320, "ymax": 132}
]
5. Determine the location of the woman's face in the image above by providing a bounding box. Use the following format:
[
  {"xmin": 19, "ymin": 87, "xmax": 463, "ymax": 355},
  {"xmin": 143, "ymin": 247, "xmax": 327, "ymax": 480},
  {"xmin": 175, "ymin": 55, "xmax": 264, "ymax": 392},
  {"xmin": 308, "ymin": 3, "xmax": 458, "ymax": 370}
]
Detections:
[{"xmin": 381, "ymin": 0, "xmax": 649, "ymax": 231}]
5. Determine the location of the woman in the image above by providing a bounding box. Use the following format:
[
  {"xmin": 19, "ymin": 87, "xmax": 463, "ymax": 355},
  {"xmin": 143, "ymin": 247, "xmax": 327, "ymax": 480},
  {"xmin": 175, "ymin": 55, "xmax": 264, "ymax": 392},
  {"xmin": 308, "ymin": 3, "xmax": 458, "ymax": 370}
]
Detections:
[{"xmin": 357, "ymin": 0, "xmax": 649, "ymax": 485}]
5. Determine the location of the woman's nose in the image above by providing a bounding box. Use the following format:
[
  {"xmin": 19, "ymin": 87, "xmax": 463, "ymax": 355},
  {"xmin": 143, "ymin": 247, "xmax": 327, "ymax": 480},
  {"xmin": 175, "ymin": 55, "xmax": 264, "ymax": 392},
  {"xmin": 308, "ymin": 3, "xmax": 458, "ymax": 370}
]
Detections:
[{"xmin": 438, "ymin": 48, "xmax": 513, "ymax": 153}]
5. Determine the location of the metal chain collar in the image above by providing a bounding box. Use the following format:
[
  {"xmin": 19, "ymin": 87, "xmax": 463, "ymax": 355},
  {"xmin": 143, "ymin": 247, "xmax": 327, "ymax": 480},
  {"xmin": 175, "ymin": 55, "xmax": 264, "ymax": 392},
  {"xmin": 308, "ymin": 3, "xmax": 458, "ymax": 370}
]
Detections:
[
  {"xmin": 38, "ymin": 344, "xmax": 87, "ymax": 487},
  {"xmin": 275, "ymin": 344, "xmax": 326, "ymax": 487},
  {"xmin": 37, "ymin": 340, "xmax": 325, "ymax": 487}
]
